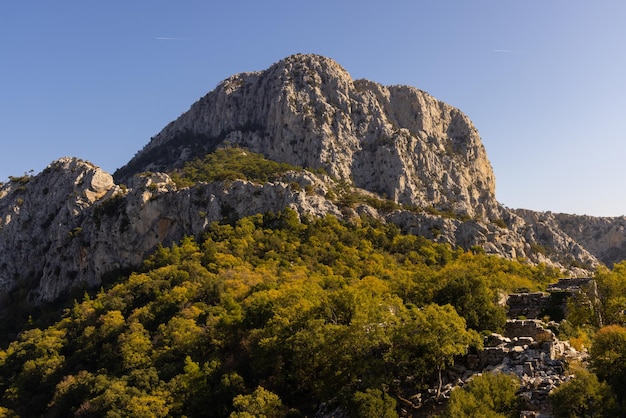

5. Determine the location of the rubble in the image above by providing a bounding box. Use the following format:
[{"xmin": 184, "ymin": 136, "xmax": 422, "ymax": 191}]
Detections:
[{"xmin": 408, "ymin": 319, "xmax": 586, "ymax": 416}]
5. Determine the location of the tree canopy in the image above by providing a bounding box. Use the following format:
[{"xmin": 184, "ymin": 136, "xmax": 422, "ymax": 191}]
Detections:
[
  {"xmin": 444, "ymin": 372, "xmax": 521, "ymax": 418},
  {"xmin": 0, "ymin": 210, "xmax": 563, "ymax": 416}
]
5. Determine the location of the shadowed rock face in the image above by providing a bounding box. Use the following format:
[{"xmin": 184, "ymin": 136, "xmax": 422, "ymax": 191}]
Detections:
[
  {"xmin": 1, "ymin": 54, "xmax": 623, "ymax": 304},
  {"xmin": 116, "ymin": 54, "xmax": 497, "ymax": 220}
]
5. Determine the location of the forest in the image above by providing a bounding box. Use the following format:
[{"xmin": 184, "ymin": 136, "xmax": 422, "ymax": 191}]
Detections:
[{"xmin": 1, "ymin": 149, "xmax": 626, "ymax": 417}]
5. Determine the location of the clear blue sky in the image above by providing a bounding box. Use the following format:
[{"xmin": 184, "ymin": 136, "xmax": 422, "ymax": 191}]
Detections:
[{"xmin": 2, "ymin": 1, "xmax": 625, "ymax": 216}]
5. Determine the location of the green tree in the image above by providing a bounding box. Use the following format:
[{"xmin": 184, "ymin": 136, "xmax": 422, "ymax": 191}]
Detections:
[
  {"xmin": 444, "ymin": 372, "xmax": 521, "ymax": 418},
  {"xmin": 595, "ymin": 263, "xmax": 626, "ymax": 325},
  {"xmin": 351, "ymin": 388, "xmax": 398, "ymax": 418},
  {"xmin": 49, "ymin": 371, "xmax": 170, "ymax": 418},
  {"xmin": 118, "ymin": 321, "xmax": 153, "ymax": 370},
  {"xmin": 0, "ymin": 327, "xmax": 67, "ymax": 415},
  {"xmin": 434, "ymin": 259, "xmax": 507, "ymax": 332},
  {"xmin": 589, "ymin": 325, "xmax": 626, "ymax": 406},
  {"xmin": 0, "ymin": 406, "xmax": 19, "ymax": 417},
  {"xmin": 171, "ymin": 147, "xmax": 301, "ymax": 187},
  {"xmin": 230, "ymin": 386, "xmax": 284, "ymax": 418},
  {"xmin": 391, "ymin": 304, "xmax": 482, "ymax": 397},
  {"xmin": 84, "ymin": 376, "xmax": 170, "ymax": 418},
  {"xmin": 549, "ymin": 366, "xmax": 617, "ymax": 418}
]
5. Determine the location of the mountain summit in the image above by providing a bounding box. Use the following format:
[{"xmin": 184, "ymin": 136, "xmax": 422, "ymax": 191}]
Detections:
[{"xmin": 116, "ymin": 54, "xmax": 496, "ymax": 219}]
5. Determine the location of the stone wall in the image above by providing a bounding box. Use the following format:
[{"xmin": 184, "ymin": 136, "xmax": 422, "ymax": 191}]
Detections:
[
  {"xmin": 506, "ymin": 278, "xmax": 599, "ymax": 322},
  {"xmin": 507, "ymin": 292, "xmax": 551, "ymax": 319},
  {"xmin": 504, "ymin": 319, "xmax": 555, "ymax": 342}
]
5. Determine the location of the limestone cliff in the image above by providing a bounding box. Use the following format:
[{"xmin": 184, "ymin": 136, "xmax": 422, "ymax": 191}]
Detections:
[
  {"xmin": 0, "ymin": 158, "xmax": 119, "ymax": 299},
  {"xmin": 0, "ymin": 158, "xmax": 339, "ymax": 302},
  {"xmin": 116, "ymin": 54, "xmax": 497, "ymax": 220},
  {"xmin": 515, "ymin": 210, "xmax": 626, "ymax": 268},
  {"xmin": 0, "ymin": 54, "xmax": 617, "ymax": 303}
]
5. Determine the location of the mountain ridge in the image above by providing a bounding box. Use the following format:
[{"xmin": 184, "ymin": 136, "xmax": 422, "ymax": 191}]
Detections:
[{"xmin": 1, "ymin": 53, "xmax": 625, "ymax": 303}]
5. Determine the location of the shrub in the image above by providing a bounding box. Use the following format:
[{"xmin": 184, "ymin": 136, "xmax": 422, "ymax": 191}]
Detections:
[
  {"xmin": 491, "ymin": 218, "xmax": 507, "ymax": 229},
  {"xmin": 170, "ymin": 147, "xmax": 301, "ymax": 187},
  {"xmin": 444, "ymin": 372, "xmax": 521, "ymax": 418},
  {"xmin": 351, "ymin": 389, "xmax": 398, "ymax": 418},
  {"xmin": 549, "ymin": 366, "xmax": 618, "ymax": 417}
]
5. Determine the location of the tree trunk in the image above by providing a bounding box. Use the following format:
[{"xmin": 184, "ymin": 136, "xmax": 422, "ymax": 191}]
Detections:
[{"xmin": 436, "ymin": 366, "xmax": 443, "ymax": 399}]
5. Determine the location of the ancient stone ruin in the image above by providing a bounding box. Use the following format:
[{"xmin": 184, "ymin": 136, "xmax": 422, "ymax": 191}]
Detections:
[
  {"xmin": 320, "ymin": 279, "xmax": 595, "ymax": 417},
  {"xmin": 506, "ymin": 277, "xmax": 600, "ymax": 323},
  {"xmin": 408, "ymin": 279, "xmax": 595, "ymax": 417}
]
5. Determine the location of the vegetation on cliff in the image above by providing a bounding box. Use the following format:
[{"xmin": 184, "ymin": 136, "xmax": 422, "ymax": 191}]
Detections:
[{"xmin": 169, "ymin": 147, "xmax": 303, "ymax": 188}]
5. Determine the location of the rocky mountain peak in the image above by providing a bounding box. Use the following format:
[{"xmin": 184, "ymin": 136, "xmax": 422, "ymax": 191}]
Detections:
[
  {"xmin": 115, "ymin": 53, "xmax": 497, "ymax": 219},
  {"xmin": 0, "ymin": 157, "xmax": 116, "ymax": 224},
  {"xmin": 0, "ymin": 157, "xmax": 120, "ymax": 297},
  {"xmin": 2, "ymin": 54, "xmax": 624, "ymax": 304}
]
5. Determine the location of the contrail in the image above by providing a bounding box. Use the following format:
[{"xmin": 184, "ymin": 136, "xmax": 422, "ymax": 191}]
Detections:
[
  {"xmin": 493, "ymin": 49, "xmax": 518, "ymax": 53},
  {"xmin": 155, "ymin": 37, "xmax": 192, "ymax": 41}
]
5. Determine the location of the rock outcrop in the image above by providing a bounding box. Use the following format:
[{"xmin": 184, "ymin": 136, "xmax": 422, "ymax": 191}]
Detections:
[
  {"xmin": 0, "ymin": 158, "xmax": 119, "ymax": 298},
  {"xmin": 116, "ymin": 54, "xmax": 497, "ymax": 220},
  {"xmin": 515, "ymin": 209, "xmax": 626, "ymax": 267},
  {"xmin": 0, "ymin": 158, "xmax": 341, "ymax": 302},
  {"xmin": 478, "ymin": 320, "xmax": 584, "ymax": 416},
  {"xmin": 386, "ymin": 205, "xmax": 599, "ymax": 271},
  {"xmin": 0, "ymin": 158, "xmax": 601, "ymax": 303}
]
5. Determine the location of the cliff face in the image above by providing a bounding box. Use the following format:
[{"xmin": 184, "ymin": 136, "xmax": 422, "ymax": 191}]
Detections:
[
  {"xmin": 0, "ymin": 158, "xmax": 606, "ymax": 303},
  {"xmin": 0, "ymin": 158, "xmax": 340, "ymax": 302},
  {"xmin": 116, "ymin": 54, "xmax": 497, "ymax": 220},
  {"xmin": 515, "ymin": 210, "xmax": 626, "ymax": 267},
  {"xmin": 0, "ymin": 158, "xmax": 119, "ymax": 299},
  {"xmin": 0, "ymin": 54, "xmax": 622, "ymax": 303}
]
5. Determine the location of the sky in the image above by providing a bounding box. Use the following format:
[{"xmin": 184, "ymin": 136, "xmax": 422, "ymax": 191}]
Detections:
[{"xmin": 1, "ymin": 1, "xmax": 625, "ymax": 217}]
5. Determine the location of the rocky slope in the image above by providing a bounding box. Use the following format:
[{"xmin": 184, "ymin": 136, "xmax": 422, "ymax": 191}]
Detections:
[
  {"xmin": 0, "ymin": 53, "xmax": 624, "ymax": 303},
  {"xmin": 515, "ymin": 209, "xmax": 626, "ymax": 267},
  {"xmin": 0, "ymin": 158, "xmax": 339, "ymax": 302},
  {"xmin": 116, "ymin": 53, "xmax": 497, "ymax": 220}
]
